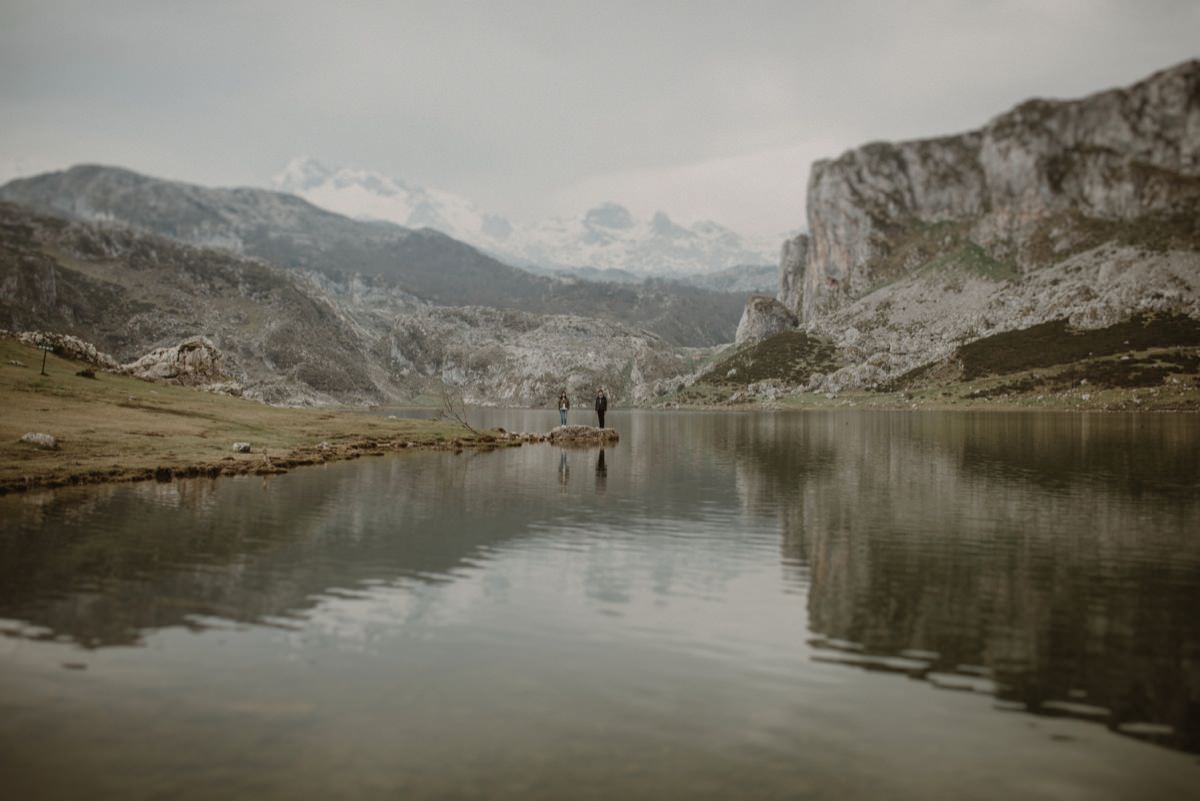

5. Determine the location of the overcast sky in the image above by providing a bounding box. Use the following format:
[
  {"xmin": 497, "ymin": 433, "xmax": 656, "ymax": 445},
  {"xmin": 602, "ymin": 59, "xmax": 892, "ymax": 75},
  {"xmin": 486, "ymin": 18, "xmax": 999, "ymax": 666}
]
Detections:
[{"xmin": 1, "ymin": 0, "xmax": 1196, "ymax": 237}]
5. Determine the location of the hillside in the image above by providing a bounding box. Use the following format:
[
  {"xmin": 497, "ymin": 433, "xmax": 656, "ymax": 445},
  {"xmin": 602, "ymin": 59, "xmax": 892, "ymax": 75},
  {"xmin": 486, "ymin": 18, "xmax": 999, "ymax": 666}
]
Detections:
[
  {"xmin": 0, "ymin": 165, "xmax": 746, "ymax": 347},
  {"xmin": 0, "ymin": 203, "xmax": 706, "ymax": 406}
]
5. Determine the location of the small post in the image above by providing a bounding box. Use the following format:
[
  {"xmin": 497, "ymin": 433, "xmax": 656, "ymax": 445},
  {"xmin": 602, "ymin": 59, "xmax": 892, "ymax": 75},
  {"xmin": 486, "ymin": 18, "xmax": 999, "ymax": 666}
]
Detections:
[{"xmin": 39, "ymin": 344, "xmax": 53, "ymax": 376}]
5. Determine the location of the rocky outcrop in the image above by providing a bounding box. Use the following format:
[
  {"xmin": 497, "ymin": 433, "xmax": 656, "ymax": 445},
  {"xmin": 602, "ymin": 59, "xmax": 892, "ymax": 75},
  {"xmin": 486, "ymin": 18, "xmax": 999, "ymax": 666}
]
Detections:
[
  {"xmin": 735, "ymin": 296, "xmax": 797, "ymax": 346},
  {"xmin": 18, "ymin": 433, "xmax": 59, "ymax": 449},
  {"xmin": 777, "ymin": 234, "xmax": 807, "ymax": 315},
  {"xmin": 547, "ymin": 425, "xmax": 619, "ymax": 445},
  {"xmin": 731, "ymin": 232, "xmax": 806, "ymax": 356},
  {"xmin": 7, "ymin": 330, "xmax": 119, "ymax": 369},
  {"xmin": 802, "ymin": 59, "xmax": 1200, "ymax": 321},
  {"xmin": 120, "ymin": 337, "xmax": 237, "ymax": 390}
]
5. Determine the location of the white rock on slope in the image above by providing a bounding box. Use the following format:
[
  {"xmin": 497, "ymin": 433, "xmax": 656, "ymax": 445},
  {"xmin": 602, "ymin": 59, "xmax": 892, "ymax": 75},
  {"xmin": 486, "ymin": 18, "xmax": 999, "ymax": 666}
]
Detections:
[
  {"xmin": 120, "ymin": 337, "xmax": 241, "ymax": 392},
  {"xmin": 735, "ymin": 296, "xmax": 797, "ymax": 346}
]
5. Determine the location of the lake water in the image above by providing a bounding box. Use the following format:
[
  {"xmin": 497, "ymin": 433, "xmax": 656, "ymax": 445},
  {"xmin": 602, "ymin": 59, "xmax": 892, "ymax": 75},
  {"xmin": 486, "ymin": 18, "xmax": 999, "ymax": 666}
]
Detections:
[{"xmin": 1, "ymin": 409, "xmax": 1198, "ymax": 799}]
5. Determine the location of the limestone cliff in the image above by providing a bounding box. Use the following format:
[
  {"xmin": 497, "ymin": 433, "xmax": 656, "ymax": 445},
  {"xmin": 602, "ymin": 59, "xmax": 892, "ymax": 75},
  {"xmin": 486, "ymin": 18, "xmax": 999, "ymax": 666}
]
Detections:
[
  {"xmin": 777, "ymin": 234, "xmax": 807, "ymax": 314},
  {"xmin": 799, "ymin": 59, "xmax": 1200, "ymax": 321}
]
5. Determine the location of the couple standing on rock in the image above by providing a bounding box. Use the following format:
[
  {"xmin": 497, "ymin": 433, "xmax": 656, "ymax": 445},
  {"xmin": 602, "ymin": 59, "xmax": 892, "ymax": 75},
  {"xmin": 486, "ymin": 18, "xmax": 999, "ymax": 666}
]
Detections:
[{"xmin": 557, "ymin": 387, "xmax": 608, "ymax": 428}]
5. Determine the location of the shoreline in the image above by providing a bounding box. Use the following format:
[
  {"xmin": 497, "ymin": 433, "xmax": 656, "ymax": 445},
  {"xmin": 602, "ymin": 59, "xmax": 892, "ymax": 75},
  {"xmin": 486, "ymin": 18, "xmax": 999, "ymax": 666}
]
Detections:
[
  {"xmin": 0, "ymin": 431, "xmax": 520, "ymax": 497},
  {"xmin": 4, "ymin": 336, "xmax": 1193, "ymax": 497},
  {"xmin": 1, "ymin": 338, "xmax": 527, "ymax": 497}
]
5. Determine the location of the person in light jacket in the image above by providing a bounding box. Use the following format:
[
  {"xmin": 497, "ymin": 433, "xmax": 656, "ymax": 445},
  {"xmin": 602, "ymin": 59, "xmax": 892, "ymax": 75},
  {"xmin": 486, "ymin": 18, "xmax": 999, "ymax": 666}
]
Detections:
[
  {"xmin": 558, "ymin": 389, "xmax": 570, "ymax": 426},
  {"xmin": 594, "ymin": 387, "xmax": 608, "ymax": 429}
]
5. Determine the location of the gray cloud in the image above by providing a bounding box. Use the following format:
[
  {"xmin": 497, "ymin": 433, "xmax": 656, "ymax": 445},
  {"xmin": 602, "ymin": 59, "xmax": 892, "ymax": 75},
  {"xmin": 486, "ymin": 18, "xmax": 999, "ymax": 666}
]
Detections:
[{"xmin": 1, "ymin": 0, "xmax": 1196, "ymax": 238}]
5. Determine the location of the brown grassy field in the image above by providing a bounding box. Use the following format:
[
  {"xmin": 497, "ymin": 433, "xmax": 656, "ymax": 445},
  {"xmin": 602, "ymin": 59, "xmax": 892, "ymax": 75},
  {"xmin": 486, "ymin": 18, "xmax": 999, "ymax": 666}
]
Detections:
[{"xmin": 0, "ymin": 338, "xmax": 495, "ymax": 494}]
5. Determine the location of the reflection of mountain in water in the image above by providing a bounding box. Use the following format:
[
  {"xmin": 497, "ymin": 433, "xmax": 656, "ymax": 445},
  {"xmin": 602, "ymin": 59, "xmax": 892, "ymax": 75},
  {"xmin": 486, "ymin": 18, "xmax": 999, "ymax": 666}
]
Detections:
[
  {"xmin": 0, "ymin": 451, "xmax": 561, "ymax": 648},
  {"xmin": 0, "ymin": 413, "xmax": 753, "ymax": 651},
  {"xmin": 763, "ymin": 412, "xmax": 1200, "ymax": 754},
  {"xmin": 1, "ymin": 410, "xmax": 1196, "ymax": 757}
]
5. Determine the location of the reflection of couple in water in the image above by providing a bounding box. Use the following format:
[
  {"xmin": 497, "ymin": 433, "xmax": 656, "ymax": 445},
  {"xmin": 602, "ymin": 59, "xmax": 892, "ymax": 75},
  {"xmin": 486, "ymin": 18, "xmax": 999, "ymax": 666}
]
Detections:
[{"xmin": 558, "ymin": 447, "xmax": 607, "ymax": 492}]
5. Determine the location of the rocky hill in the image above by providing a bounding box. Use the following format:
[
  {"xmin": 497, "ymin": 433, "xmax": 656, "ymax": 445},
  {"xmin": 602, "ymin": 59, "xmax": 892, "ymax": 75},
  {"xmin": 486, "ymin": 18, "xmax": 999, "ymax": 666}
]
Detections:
[
  {"xmin": 0, "ymin": 203, "xmax": 703, "ymax": 406},
  {"xmin": 0, "ymin": 165, "xmax": 746, "ymax": 347},
  {"xmin": 723, "ymin": 59, "xmax": 1200, "ymax": 399}
]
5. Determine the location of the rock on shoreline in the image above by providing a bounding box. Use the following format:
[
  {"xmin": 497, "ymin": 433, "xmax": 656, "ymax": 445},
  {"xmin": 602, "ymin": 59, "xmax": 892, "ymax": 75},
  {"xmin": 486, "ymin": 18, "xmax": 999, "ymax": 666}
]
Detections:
[{"xmin": 547, "ymin": 425, "xmax": 620, "ymax": 445}]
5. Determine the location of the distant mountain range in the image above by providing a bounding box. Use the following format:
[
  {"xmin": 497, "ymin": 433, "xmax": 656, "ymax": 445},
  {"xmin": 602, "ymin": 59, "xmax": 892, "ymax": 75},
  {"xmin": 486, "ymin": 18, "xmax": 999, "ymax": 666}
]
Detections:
[
  {"xmin": 0, "ymin": 164, "xmax": 748, "ymax": 347},
  {"xmin": 273, "ymin": 157, "xmax": 779, "ymax": 276}
]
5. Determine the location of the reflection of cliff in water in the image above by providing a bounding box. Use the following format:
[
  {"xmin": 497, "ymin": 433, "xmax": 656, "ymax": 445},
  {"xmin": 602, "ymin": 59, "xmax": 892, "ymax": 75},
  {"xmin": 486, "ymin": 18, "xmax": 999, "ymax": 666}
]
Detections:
[{"xmin": 774, "ymin": 412, "xmax": 1200, "ymax": 754}]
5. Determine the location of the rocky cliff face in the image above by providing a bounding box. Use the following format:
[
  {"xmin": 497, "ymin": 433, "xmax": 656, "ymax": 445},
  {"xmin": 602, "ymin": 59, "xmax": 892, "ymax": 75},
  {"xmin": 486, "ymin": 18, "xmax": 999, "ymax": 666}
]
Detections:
[
  {"xmin": 777, "ymin": 234, "xmax": 807, "ymax": 313},
  {"xmin": 799, "ymin": 59, "xmax": 1200, "ymax": 322},
  {"xmin": 726, "ymin": 60, "xmax": 1200, "ymax": 397}
]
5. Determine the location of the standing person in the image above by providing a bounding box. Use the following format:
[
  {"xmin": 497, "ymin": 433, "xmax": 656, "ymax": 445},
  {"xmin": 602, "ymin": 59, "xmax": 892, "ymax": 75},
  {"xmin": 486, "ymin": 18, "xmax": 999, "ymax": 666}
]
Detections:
[
  {"xmin": 558, "ymin": 389, "xmax": 570, "ymax": 426},
  {"xmin": 594, "ymin": 387, "xmax": 608, "ymax": 429}
]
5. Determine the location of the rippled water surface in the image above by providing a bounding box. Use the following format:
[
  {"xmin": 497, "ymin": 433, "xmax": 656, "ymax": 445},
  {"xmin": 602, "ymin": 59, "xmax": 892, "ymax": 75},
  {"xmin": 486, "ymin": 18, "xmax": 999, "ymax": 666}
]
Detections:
[{"xmin": 1, "ymin": 410, "xmax": 1198, "ymax": 799}]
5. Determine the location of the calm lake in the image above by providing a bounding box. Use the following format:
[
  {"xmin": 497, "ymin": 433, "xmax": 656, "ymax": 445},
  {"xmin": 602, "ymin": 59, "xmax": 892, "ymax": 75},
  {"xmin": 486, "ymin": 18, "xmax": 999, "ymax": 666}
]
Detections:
[{"xmin": 1, "ymin": 410, "xmax": 1198, "ymax": 799}]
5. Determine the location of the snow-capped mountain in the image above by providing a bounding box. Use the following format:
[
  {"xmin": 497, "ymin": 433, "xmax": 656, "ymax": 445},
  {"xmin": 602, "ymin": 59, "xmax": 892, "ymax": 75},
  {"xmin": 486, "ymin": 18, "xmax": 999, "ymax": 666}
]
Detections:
[{"xmin": 273, "ymin": 157, "xmax": 777, "ymax": 276}]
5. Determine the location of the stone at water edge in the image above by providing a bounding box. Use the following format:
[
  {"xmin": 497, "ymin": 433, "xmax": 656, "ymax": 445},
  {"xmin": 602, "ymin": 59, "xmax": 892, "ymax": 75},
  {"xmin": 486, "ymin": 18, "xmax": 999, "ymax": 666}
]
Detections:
[
  {"xmin": 19, "ymin": 432, "xmax": 59, "ymax": 449},
  {"xmin": 231, "ymin": 442, "xmax": 252, "ymax": 453},
  {"xmin": 548, "ymin": 425, "xmax": 620, "ymax": 444}
]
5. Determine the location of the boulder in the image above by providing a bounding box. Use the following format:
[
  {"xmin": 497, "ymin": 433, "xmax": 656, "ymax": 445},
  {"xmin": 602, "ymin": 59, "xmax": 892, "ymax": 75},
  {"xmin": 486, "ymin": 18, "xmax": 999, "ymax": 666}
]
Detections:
[
  {"xmin": 122, "ymin": 337, "xmax": 238, "ymax": 389},
  {"xmin": 231, "ymin": 442, "xmax": 252, "ymax": 453},
  {"xmin": 735, "ymin": 296, "xmax": 798, "ymax": 346},
  {"xmin": 19, "ymin": 432, "xmax": 59, "ymax": 449},
  {"xmin": 548, "ymin": 425, "xmax": 619, "ymax": 445}
]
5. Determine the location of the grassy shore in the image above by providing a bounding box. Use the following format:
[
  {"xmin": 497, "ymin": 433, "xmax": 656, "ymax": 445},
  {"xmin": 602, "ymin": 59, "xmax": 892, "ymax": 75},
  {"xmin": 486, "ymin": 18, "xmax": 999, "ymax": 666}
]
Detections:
[{"xmin": 1, "ymin": 339, "xmax": 497, "ymax": 495}]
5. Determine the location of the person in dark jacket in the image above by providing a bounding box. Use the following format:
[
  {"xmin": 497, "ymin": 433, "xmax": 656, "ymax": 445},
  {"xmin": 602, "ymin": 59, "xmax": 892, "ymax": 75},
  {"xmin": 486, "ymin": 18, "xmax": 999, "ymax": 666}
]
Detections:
[
  {"xmin": 558, "ymin": 390, "xmax": 570, "ymax": 426},
  {"xmin": 594, "ymin": 387, "xmax": 608, "ymax": 429}
]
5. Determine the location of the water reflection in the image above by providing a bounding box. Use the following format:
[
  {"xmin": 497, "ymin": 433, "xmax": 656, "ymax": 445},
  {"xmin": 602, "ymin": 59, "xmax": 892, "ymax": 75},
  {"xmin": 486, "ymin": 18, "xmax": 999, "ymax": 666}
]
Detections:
[
  {"xmin": 753, "ymin": 412, "xmax": 1200, "ymax": 754},
  {"xmin": 0, "ymin": 409, "xmax": 1197, "ymax": 793},
  {"xmin": 595, "ymin": 449, "xmax": 608, "ymax": 494}
]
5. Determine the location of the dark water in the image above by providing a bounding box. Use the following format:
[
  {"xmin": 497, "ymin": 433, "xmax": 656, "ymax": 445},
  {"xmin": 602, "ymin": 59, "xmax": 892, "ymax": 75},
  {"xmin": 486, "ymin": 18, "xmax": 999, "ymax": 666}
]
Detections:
[{"xmin": 1, "ymin": 410, "xmax": 1198, "ymax": 800}]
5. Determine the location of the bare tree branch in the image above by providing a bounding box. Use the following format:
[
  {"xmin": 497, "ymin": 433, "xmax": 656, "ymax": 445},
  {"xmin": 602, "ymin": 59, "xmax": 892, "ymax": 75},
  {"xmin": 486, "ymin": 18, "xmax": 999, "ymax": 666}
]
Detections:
[{"xmin": 438, "ymin": 382, "xmax": 480, "ymax": 436}]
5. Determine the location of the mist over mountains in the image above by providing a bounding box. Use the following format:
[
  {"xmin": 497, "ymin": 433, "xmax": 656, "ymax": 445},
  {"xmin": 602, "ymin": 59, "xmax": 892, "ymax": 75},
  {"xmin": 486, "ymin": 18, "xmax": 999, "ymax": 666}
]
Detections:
[{"xmin": 273, "ymin": 157, "xmax": 779, "ymax": 276}]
